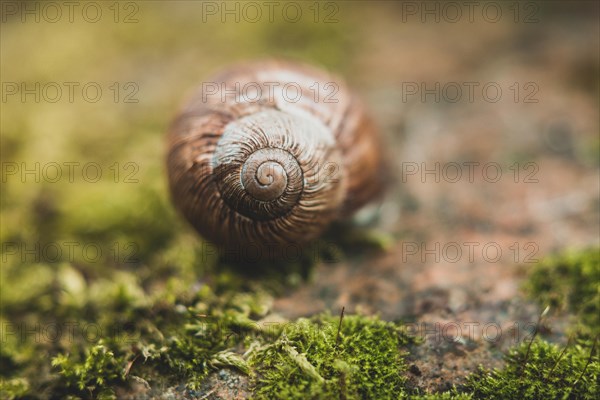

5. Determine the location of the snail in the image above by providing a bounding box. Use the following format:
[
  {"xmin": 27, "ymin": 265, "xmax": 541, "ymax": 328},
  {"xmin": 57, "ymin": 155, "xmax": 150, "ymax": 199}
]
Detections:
[{"xmin": 166, "ymin": 60, "xmax": 384, "ymax": 257}]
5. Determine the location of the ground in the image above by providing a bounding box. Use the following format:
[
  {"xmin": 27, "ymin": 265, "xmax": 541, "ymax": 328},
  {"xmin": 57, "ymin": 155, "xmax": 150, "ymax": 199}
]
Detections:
[{"xmin": 0, "ymin": 1, "xmax": 598, "ymax": 399}]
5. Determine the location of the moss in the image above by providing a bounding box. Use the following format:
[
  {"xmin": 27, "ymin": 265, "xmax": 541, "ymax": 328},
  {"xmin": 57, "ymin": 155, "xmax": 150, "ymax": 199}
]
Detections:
[
  {"xmin": 1, "ymin": 258, "xmax": 416, "ymax": 399},
  {"xmin": 0, "ymin": 378, "xmax": 30, "ymax": 400},
  {"xmin": 524, "ymin": 247, "xmax": 599, "ymax": 336},
  {"xmin": 2, "ymin": 237, "xmax": 597, "ymax": 399},
  {"xmin": 51, "ymin": 342, "xmax": 126, "ymax": 399},
  {"xmin": 249, "ymin": 314, "xmax": 413, "ymax": 399},
  {"xmin": 413, "ymin": 394, "xmax": 472, "ymax": 400},
  {"xmin": 1, "ymin": 243, "xmax": 598, "ymax": 399},
  {"xmin": 461, "ymin": 338, "xmax": 599, "ymax": 399},
  {"xmin": 45, "ymin": 299, "xmax": 415, "ymax": 398},
  {"xmin": 448, "ymin": 248, "xmax": 600, "ymax": 399}
]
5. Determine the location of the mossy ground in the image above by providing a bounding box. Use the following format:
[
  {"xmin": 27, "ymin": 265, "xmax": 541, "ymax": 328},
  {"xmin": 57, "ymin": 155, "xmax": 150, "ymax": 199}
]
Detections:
[
  {"xmin": 1, "ymin": 2, "xmax": 599, "ymax": 399},
  {"xmin": 1, "ymin": 223, "xmax": 598, "ymax": 399},
  {"xmin": 249, "ymin": 314, "xmax": 413, "ymax": 399},
  {"xmin": 525, "ymin": 248, "xmax": 599, "ymax": 338},
  {"xmin": 462, "ymin": 338, "xmax": 598, "ymax": 399}
]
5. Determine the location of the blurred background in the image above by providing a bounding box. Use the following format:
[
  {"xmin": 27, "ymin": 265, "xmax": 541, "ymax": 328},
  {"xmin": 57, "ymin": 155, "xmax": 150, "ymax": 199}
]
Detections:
[{"xmin": 1, "ymin": 0, "xmax": 599, "ymax": 396}]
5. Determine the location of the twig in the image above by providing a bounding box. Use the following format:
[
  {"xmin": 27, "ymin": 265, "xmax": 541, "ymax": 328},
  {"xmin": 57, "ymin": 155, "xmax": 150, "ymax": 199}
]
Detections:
[
  {"xmin": 562, "ymin": 335, "xmax": 598, "ymax": 399},
  {"xmin": 335, "ymin": 306, "xmax": 345, "ymax": 351},
  {"xmin": 544, "ymin": 335, "xmax": 571, "ymax": 382},
  {"xmin": 572, "ymin": 335, "xmax": 598, "ymax": 387},
  {"xmin": 200, "ymin": 388, "xmax": 216, "ymax": 399},
  {"xmin": 521, "ymin": 306, "xmax": 550, "ymax": 374},
  {"xmin": 124, "ymin": 353, "xmax": 141, "ymax": 377}
]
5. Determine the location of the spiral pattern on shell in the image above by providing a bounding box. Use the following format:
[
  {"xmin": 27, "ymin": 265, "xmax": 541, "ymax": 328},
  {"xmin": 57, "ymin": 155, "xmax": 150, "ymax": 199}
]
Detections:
[{"xmin": 167, "ymin": 60, "xmax": 382, "ymax": 252}]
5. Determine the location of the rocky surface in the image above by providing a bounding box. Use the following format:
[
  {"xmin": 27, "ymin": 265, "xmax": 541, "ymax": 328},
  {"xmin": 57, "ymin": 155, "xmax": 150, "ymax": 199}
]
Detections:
[{"xmin": 271, "ymin": 5, "xmax": 599, "ymax": 391}]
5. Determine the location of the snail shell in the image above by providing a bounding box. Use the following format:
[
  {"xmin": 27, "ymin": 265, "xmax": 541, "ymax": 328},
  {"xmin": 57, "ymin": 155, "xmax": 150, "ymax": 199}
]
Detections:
[{"xmin": 167, "ymin": 60, "xmax": 383, "ymax": 253}]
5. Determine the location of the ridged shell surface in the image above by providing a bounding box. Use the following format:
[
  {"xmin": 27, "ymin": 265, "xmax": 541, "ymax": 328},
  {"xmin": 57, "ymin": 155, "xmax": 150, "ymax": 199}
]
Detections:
[{"xmin": 167, "ymin": 60, "xmax": 382, "ymax": 251}]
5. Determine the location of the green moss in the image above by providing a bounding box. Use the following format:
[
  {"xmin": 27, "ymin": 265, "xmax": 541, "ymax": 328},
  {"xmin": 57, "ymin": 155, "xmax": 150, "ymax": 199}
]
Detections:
[
  {"xmin": 249, "ymin": 314, "xmax": 413, "ymax": 399},
  {"xmin": 2, "ymin": 240, "xmax": 597, "ymax": 398},
  {"xmin": 45, "ymin": 300, "xmax": 416, "ymax": 398},
  {"xmin": 525, "ymin": 247, "xmax": 599, "ymax": 336},
  {"xmin": 0, "ymin": 378, "xmax": 30, "ymax": 400},
  {"xmin": 447, "ymin": 248, "xmax": 600, "ymax": 399},
  {"xmin": 413, "ymin": 394, "xmax": 472, "ymax": 400},
  {"xmin": 51, "ymin": 342, "xmax": 125, "ymax": 399},
  {"xmin": 2, "ymin": 244, "xmax": 598, "ymax": 399},
  {"xmin": 462, "ymin": 338, "xmax": 599, "ymax": 399}
]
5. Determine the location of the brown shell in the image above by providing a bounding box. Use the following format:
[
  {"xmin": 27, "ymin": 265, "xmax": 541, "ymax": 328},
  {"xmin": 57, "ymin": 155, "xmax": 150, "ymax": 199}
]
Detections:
[{"xmin": 166, "ymin": 60, "xmax": 383, "ymax": 252}]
